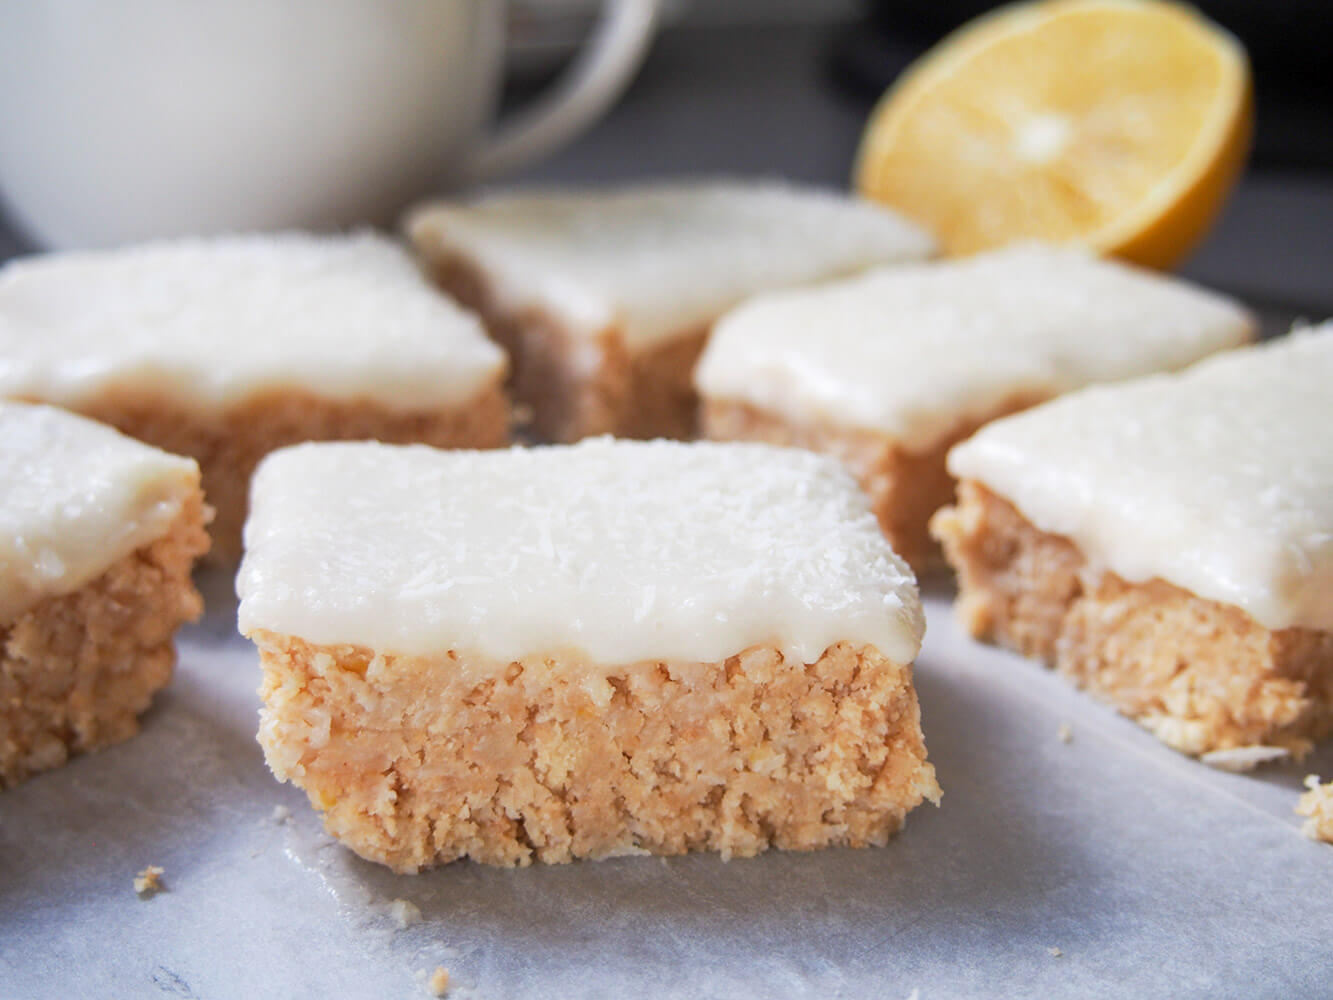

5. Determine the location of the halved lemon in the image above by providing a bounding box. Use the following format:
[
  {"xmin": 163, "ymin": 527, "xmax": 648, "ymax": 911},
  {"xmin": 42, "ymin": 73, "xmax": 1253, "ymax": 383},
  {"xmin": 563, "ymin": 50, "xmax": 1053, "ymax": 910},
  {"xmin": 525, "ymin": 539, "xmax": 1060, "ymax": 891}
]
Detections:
[{"xmin": 853, "ymin": 0, "xmax": 1253, "ymax": 269}]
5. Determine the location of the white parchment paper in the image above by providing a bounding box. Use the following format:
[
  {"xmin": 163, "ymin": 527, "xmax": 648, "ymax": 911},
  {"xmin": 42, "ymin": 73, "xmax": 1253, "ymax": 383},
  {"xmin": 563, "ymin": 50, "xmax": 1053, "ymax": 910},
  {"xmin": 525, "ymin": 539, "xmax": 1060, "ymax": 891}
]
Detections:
[{"xmin": 3, "ymin": 572, "xmax": 1330, "ymax": 999}]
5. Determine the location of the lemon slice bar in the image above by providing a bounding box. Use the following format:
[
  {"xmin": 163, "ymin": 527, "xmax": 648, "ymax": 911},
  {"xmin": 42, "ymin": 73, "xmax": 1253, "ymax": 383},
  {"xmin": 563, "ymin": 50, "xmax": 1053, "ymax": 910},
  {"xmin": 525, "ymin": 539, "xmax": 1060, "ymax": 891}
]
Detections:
[
  {"xmin": 0, "ymin": 233, "xmax": 508, "ymax": 561},
  {"xmin": 933, "ymin": 327, "xmax": 1333, "ymax": 757},
  {"xmin": 238, "ymin": 438, "xmax": 938, "ymax": 871},
  {"xmin": 1, "ymin": 402, "xmax": 209, "ymax": 787},
  {"xmin": 696, "ymin": 245, "xmax": 1252, "ymax": 567},
  {"xmin": 407, "ymin": 181, "xmax": 933, "ymax": 442}
]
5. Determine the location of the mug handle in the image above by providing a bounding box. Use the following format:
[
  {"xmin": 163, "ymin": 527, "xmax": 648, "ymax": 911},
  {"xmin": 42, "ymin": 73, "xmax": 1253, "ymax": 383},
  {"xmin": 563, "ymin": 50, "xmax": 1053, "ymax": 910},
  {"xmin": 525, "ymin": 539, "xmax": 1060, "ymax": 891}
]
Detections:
[{"xmin": 462, "ymin": 0, "xmax": 661, "ymax": 182}]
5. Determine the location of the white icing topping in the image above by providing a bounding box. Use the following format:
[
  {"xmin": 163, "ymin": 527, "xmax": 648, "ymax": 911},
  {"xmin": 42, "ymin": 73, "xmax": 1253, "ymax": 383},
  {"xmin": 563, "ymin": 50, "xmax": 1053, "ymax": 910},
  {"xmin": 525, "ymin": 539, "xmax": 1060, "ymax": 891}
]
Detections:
[
  {"xmin": 407, "ymin": 181, "xmax": 935, "ymax": 349},
  {"xmin": 0, "ymin": 402, "xmax": 200, "ymax": 622},
  {"xmin": 0, "ymin": 232, "xmax": 505, "ymax": 412},
  {"xmin": 696, "ymin": 245, "xmax": 1253, "ymax": 451},
  {"xmin": 237, "ymin": 437, "xmax": 923, "ymax": 666},
  {"xmin": 948, "ymin": 325, "xmax": 1333, "ymax": 631}
]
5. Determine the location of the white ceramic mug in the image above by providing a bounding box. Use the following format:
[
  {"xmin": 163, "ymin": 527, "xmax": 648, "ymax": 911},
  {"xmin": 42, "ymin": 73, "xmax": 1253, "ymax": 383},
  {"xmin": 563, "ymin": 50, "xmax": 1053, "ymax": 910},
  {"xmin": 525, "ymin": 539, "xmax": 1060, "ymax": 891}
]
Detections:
[{"xmin": 0, "ymin": 0, "xmax": 659, "ymax": 249}]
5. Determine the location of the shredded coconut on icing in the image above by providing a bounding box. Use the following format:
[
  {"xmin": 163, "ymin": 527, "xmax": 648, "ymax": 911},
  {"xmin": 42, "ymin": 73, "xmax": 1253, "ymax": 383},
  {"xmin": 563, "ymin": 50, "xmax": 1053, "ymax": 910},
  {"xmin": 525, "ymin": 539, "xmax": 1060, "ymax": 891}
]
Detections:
[
  {"xmin": 696, "ymin": 244, "xmax": 1252, "ymax": 451},
  {"xmin": 408, "ymin": 180, "xmax": 934, "ymax": 348},
  {"xmin": 238, "ymin": 437, "xmax": 923, "ymax": 666},
  {"xmin": 0, "ymin": 232, "xmax": 505, "ymax": 412}
]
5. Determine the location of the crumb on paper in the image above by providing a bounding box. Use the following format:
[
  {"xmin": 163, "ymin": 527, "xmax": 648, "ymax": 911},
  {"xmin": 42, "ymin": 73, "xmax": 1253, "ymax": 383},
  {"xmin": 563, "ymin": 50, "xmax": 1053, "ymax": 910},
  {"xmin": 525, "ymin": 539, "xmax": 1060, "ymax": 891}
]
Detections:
[
  {"xmin": 134, "ymin": 865, "xmax": 165, "ymax": 896},
  {"xmin": 1200, "ymin": 745, "xmax": 1290, "ymax": 773},
  {"xmin": 271, "ymin": 804, "xmax": 291, "ymax": 824},
  {"xmin": 1056, "ymin": 722, "xmax": 1072, "ymax": 744},
  {"xmin": 1296, "ymin": 775, "xmax": 1333, "ymax": 843},
  {"xmin": 1047, "ymin": 946, "xmax": 1062, "ymax": 958},
  {"xmin": 389, "ymin": 897, "xmax": 422, "ymax": 929},
  {"xmin": 427, "ymin": 966, "xmax": 450, "ymax": 996}
]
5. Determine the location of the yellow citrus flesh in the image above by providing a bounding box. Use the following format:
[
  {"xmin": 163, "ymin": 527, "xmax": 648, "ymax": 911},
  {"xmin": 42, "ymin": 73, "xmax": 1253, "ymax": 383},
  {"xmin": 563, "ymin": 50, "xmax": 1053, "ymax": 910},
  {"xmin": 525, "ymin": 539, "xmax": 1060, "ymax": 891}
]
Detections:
[{"xmin": 854, "ymin": 0, "xmax": 1253, "ymax": 269}]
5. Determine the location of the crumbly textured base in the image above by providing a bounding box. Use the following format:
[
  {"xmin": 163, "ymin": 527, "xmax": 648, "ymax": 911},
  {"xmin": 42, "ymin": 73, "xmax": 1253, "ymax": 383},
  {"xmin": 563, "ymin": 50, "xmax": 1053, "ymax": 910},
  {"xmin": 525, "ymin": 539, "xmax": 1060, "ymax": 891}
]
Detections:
[
  {"xmin": 424, "ymin": 250, "xmax": 705, "ymax": 442},
  {"xmin": 253, "ymin": 633, "xmax": 939, "ymax": 872},
  {"xmin": 1297, "ymin": 777, "xmax": 1333, "ymax": 843},
  {"xmin": 932, "ymin": 481, "xmax": 1333, "ymax": 755},
  {"xmin": 61, "ymin": 383, "xmax": 508, "ymax": 563},
  {"xmin": 1, "ymin": 492, "xmax": 210, "ymax": 787},
  {"xmin": 701, "ymin": 398, "xmax": 1036, "ymax": 569}
]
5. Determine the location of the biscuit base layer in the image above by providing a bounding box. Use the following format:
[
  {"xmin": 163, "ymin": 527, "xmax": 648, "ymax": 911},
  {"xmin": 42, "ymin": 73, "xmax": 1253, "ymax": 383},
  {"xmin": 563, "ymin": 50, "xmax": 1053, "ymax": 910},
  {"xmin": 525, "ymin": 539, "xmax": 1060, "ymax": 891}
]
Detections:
[
  {"xmin": 932, "ymin": 481, "xmax": 1333, "ymax": 756},
  {"xmin": 1, "ymin": 492, "xmax": 209, "ymax": 787},
  {"xmin": 253, "ymin": 633, "xmax": 939, "ymax": 872},
  {"xmin": 426, "ymin": 251, "xmax": 704, "ymax": 443},
  {"xmin": 60, "ymin": 383, "xmax": 508, "ymax": 564},
  {"xmin": 701, "ymin": 398, "xmax": 1035, "ymax": 569}
]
